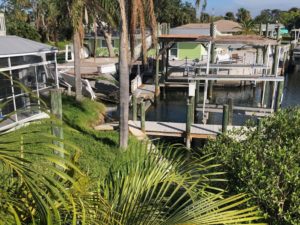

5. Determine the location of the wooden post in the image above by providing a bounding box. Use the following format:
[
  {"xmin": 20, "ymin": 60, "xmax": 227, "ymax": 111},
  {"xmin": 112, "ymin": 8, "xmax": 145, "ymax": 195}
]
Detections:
[
  {"xmin": 191, "ymin": 96, "xmax": 195, "ymax": 124},
  {"xmin": 132, "ymin": 95, "xmax": 137, "ymax": 121},
  {"xmin": 208, "ymin": 81, "xmax": 213, "ymax": 100},
  {"xmin": 50, "ymin": 88, "xmax": 64, "ymax": 158},
  {"xmin": 257, "ymin": 118, "xmax": 262, "ymax": 131},
  {"xmin": 186, "ymin": 99, "xmax": 192, "ymax": 149},
  {"xmin": 140, "ymin": 101, "xmax": 145, "ymax": 132},
  {"xmin": 195, "ymin": 80, "xmax": 200, "ymax": 105},
  {"xmin": 228, "ymin": 98, "xmax": 233, "ymax": 125},
  {"xmin": 275, "ymin": 81, "xmax": 283, "ymax": 112},
  {"xmin": 222, "ymin": 104, "xmax": 229, "ymax": 133},
  {"xmin": 265, "ymin": 23, "xmax": 269, "ymax": 38},
  {"xmin": 259, "ymin": 23, "xmax": 263, "ymax": 36},
  {"xmin": 272, "ymin": 45, "xmax": 280, "ymax": 75},
  {"xmin": 166, "ymin": 47, "xmax": 169, "ymax": 78},
  {"xmin": 155, "ymin": 24, "xmax": 160, "ymax": 100}
]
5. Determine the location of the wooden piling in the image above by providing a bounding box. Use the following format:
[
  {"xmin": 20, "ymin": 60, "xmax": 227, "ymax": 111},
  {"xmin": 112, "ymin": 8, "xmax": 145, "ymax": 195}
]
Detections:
[
  {"xmin": 195, "ymin": 80, "xmax": 200, "ymax": 105},
  {"xmin": 275, "ymin": 81, "xmax": 283, "ymax": 112},
  {"xmin": 186, "ymin": 99, "xmax": 192, "ymax": 148},
  {"xmin": 272, "ymin": 45, "xmax": 280, "ymax": 75},
  {"xmin": 257, "ymin": 118, "xmax": 262, "ymax": 131},
  {"xmin": 50, "ymin": 88, "xmax": 64, "ymax": 158},
  {"xmin": 228, "ymin": 98, "xmax": 233, "ymax": 125},
  {"xmin": 222, "ymin": 104, "xmax": 229, "ymax": 133},
  {"xmin": 140, "ymin": 101, "xmax": 146, "ymax": 132},
  {"xmin": 259, "ymin": 23, "xmax": 263, "ymax": 36},
  {"xmin": 265, "ymin": 23, "xmax": 269, "ymax": 38},
  {"xmin": 191, "ymin": 96, "xmax": 195, "ymax": 124},
  {"xmin": 208, "ymin": 81, "xmax": 213, "ymax": 100},
  {"xmin": 132, "ymin": 95, "xmax": 137, "ymax": 121}
]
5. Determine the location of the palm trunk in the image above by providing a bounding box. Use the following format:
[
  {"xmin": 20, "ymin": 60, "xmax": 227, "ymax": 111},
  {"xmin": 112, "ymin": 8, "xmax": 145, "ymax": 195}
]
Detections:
[
  {"xmin": 74, "ymin": 30, "xmax": 82, "ymax": 101},
  {"xmin": 119, "ymin": 0, "xmax": 130, "ymax": 149},
  {"xmin": 103, "ymin": 29, "xmax": 116, "ymax": 58}
]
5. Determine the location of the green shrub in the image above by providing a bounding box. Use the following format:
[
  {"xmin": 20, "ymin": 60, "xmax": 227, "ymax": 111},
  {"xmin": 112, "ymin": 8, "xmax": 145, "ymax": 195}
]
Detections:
[{"xmin": 203, "ymin": 108, "xmax": 300, "ymax": 225}]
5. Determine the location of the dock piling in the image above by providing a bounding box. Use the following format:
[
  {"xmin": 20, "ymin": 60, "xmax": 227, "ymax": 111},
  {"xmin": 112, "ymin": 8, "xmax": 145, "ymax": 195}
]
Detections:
[
  {"xmin": 222, "ymin": 104, "xmax": 229, "ymax": 133},
  {"xmin": 228, "ymin": 98, "xmax": 233, "ymax": 125},
  {"xmin": 275, "ymin": 81, "xmax": 283, "ymax": 112},
  {"xmin": 186, "ymin": 99, "xmax": 192, "ymax": 148},
  {"xmin": 132, "ymin": 95, "xmax": 137, "ymax": 121},
  {"xmin": 140, "ymin": 101, "xmax": 146, "ymax": 132}
]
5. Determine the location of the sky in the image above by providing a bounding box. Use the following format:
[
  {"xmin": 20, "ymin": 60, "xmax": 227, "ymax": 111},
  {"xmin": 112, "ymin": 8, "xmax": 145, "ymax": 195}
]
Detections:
[{"xmin": 185, "ymin": 0, "xmax": 299, "ymax": 16}]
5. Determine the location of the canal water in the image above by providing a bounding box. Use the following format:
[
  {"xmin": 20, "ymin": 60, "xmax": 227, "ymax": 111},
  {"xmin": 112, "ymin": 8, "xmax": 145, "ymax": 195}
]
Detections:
[{"xmin": 146, "ymin": 66, "xmax": 300, "ymax": 126}]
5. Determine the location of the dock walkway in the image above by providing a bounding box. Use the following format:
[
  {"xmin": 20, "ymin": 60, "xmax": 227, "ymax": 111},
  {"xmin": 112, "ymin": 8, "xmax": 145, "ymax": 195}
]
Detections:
[{"xmin": 129, "ymin": 120, "xmax": 241, "ymax": 139}]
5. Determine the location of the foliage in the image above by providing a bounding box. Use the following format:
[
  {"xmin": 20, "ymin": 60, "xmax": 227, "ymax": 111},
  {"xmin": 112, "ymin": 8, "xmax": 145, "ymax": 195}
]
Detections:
[
  {"xmin": 6, "ymin": 20, "xmax": 41, "ymax": 41},
  {"xmin": 237, "ymin": 20, "xmax": 257, "ymax": 35},
  {"xmin": 236, "ymin": 8, "xmax": 252, "ymax": 23},
  {"xmin": 99, "ymin": 143, "xmax": 266, "ymax": 224},
  {"xmin": 225, "ymin": 12, "xmax": 235, "ymax": 21},
  {"xmin": 280, "ymin": 8, "xmax": 300, "ymax": 30},
  {"xmin": 153, "ymin": 0, "xmax": 197, "ymax": 27},
  {"xmin": 255, "ymin": 9, "xmax": 281, "ymax": 24},
  {"xmin": 0, "ymin": 116, "xmax": 111, "ymax": 224},
  {"xmin": 96, "ymin": 47, "xmax": 119, "ymax": 57},
  {"xmin": 203, "ymin": 108, "xmax": 300, "ymax": 225}
]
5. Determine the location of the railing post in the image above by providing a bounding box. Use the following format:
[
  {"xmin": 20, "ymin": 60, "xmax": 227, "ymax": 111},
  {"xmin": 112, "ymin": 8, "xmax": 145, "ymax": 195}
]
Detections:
[
  {"xmin": 140, "ymin": 101, "xmax": 146, "ymax": 132},
  {"xmin": 186, "ymin": 99, "xmax": 192, "ymax": 148},
  {"xmin": 222, "ymin": 104, "xmax": 229, "ymax": 133},
  {"xmin": 132, "ymin": 95, "xmax": 137, "ymax": 121},
  {"xmin": 228, "ymin": 98, "xmax": 233, "ymax": 125}
]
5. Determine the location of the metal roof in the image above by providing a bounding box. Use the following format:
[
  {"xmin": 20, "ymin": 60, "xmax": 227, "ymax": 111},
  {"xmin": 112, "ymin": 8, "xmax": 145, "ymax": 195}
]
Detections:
[{"xmin": 0, "ymin": 36, "xmax": 57, "ymax": 57}]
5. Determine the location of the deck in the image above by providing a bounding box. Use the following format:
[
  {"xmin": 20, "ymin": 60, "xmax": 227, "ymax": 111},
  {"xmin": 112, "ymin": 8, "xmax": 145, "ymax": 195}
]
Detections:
[{"xmin": 129, "ymin": 120, "xmax": 241, "ymax": 139}]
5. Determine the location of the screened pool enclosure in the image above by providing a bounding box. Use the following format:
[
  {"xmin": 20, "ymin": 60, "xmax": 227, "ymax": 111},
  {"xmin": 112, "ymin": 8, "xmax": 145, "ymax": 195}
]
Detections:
[{"xmin": 0, "ymin": 36, "xmax": 59, "ymax": 131}]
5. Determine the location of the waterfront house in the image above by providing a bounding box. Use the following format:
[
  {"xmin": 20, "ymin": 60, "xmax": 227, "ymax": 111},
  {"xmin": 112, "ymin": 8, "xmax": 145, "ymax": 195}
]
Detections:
[{"xmin": 0, "ymin": 13, "xmax": 59, "ymax": 131}]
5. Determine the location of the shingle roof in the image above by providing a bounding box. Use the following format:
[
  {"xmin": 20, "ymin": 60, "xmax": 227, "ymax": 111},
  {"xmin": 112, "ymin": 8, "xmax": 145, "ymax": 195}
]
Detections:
[{"xmin": 0, "ymin": 36, "xmax": 57, "ymax": 56}]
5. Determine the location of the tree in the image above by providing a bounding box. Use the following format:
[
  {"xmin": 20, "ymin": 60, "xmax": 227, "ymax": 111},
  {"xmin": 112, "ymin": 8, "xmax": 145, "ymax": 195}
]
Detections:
[
  {"xmin": 280, "ymin": 7, "xmax": 300, "ymax": 30},
  {"xmin": 236, "ymin": 7, "xmax": 252, "ymax": 22},
  {"xmin": 237, "ymin": 19, "xmax": 257, "ymax": 35},
  {"xmin": 195, "ymin": 0, "xmax": 207, "ymax": 22},
  {"xmin": 118, "ymin": 0, "xmax": 157, "ymax": 148},
  {"xmin": 203, "ymin": 108, "xmax": 300, "ymax": 225},
  {"xmin": 153, "ymin": 0, "xmax": 197, "ymax": 27},
  {"xmin": 225, "ymin": 11, "xmax": 235, "ymax": 21}
]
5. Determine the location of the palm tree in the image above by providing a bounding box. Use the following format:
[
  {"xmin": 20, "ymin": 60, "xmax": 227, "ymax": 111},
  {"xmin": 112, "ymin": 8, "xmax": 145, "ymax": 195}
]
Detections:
[
  {"xmin": 236, "ymin": 8, "xmax": 252, "ymax": 23},
  {"xmin": 195, "ymin": 0, "xmax": 207, "ymax": 22},
  {"xmin": 118, "ymin": 0, "xmax": 157, "ymax": 148},
  {"xmin": 237, "ymin": 19, "xmax": 257, "ymax": 35},
  {"xmin": 99, "ymin": 143, "xmax": 266, "ymax": 224}
]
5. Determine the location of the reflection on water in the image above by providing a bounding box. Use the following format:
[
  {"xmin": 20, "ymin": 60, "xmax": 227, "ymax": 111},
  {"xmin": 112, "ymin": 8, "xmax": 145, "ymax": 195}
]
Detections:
[{"xmin": 282, "ymin": 65, "xmax": 300, "ymax": 108}]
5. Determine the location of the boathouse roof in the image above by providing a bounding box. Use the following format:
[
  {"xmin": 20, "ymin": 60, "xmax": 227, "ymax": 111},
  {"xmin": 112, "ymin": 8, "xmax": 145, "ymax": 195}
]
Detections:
[
  {"xmin": 0, "ymin": 36, "xmax": 57, "ymax": 57},
  {"xmin": 159, "ymin": 34, "xmax": 278, "ymax": 46}
]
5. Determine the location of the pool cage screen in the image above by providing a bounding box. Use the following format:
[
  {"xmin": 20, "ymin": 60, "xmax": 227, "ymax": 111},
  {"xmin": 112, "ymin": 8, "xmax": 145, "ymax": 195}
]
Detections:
[{"xmin": 0, "ymin": 52, "xmax": 58, "ymax": 130}]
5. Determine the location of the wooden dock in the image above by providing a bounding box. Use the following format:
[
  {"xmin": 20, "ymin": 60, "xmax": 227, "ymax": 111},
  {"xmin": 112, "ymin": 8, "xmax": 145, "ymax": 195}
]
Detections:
[
  {"xmin": 129, "ymin": 120, "xmax": 241, "ymax": 139},
  {"xmin": 196, "ymin": 104, "xmax": 273, "ymax": 117},
  {"xmin": 168, "ymin": 74, "xmax": 285, "ymax": 82}
]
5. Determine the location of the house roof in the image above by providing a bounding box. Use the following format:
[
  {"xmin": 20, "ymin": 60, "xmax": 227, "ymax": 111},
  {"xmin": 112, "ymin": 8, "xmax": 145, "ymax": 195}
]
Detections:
[
  {"xmin": 171, "ymin": 20, "xmax": 241, "ymax": 34},
  {"xmin": 0, "ymin": 36, "xmax": 57, "ymax": 57}
]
